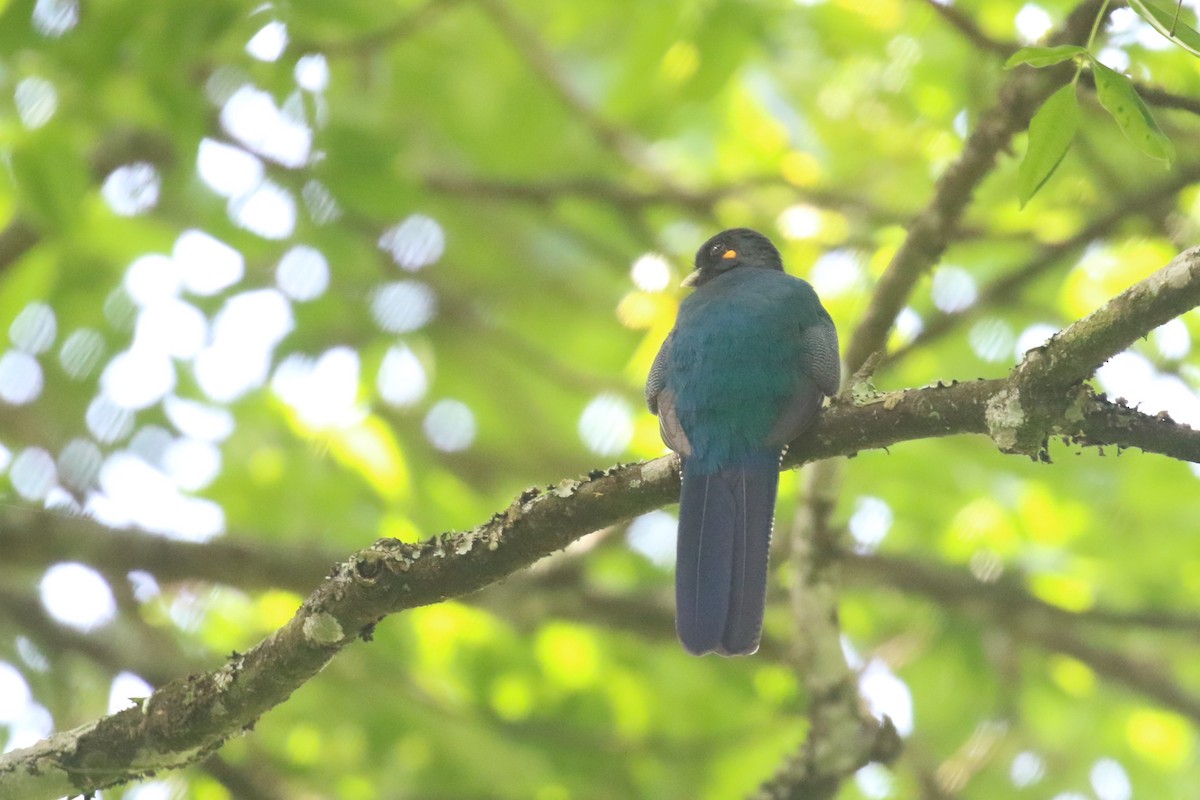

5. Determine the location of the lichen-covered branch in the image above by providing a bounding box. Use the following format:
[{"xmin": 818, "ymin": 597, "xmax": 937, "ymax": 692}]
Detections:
[
  {"xmin": 0, "ymin": 378, "xmax": 1191, "ymax": 798},
  {"xmin": 4, "ymin": 242, "xmax": 1200, "ymax": 799},
  {"xmin": 1031, "ymin": 247, "xmax": 1200, "ymax": 387},
  {"xmin": 0, "ymin": 456, "xmax": 681, "ymax": 800},
  {"xmin": 990, "ymin": 246, "xmax": 1200, "ymax": 454}
]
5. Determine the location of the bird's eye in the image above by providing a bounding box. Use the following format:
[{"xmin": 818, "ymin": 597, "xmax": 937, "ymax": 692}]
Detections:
[{"xmin": 709, "ymin": 242, "xmax": 725, "ymax": 257}]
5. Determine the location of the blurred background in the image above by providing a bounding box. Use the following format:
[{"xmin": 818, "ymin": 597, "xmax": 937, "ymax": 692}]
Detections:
[{"xmin": 3, "ymin": 0, "xmax": 1200, "ymax": 797}]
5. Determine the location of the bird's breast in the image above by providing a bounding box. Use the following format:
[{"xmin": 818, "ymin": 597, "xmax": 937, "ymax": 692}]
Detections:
[{"xmin": 668, "ymin": 281, "xmax": 813, "ymax": 471}]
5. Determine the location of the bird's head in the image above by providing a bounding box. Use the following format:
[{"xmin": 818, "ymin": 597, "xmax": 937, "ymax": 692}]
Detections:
[{"xmin": 682, "ymin": 228, "xmax": 784, "ymax": 288}]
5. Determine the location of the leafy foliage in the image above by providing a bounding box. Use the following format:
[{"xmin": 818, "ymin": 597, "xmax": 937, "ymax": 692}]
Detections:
[{"xmin": 1, "ymin": 0, "xmax": 1200, "ymax": 798}]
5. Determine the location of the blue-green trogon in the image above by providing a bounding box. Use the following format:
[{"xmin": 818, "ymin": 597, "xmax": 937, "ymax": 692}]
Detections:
[{"xmin": 646, "ymin": 229, "xmax": 840, "ymax": 655}]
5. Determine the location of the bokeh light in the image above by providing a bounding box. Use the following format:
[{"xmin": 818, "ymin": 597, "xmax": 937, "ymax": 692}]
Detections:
[
  {"xmin": 1015, "ymin": 323, "xmax": 1057, "ymax": 357},
  {"xmin": 424, "ymin": 399, "xmax": 476, "ymax": 452},
  {"xmin": 40, "ymin": 563, "xmax": 116, "ymax": 631},
  {"xmin": 31, "ymin": 0, "xmax": 78, "ymax": 37},
  {"xmin": 377, "ymin": 345, "xmax": 428, "ymax": 408},
  {"xmin": 134, "ymin": 299, "xmax": 208, "ymax": 361},
  {"xmin": 246, "ymin": 20, "xmax": 288, "ymax": 62},
  {"xmin": 56, "ymin": 438, "xmax": 103, "ymax": 492},
  {"xmin": 893, "ymin": 307, "xmax": 923, "ymax": 345},
  {"xmin": 86, "ymin": 394, "xmax": 135, "ymax": 444},
  {"xmin": 370, "ymin": 281, "xmax": 437, "ymax": 333},
  {"xmin": 100, "ymin": 348, "xmax": 176, "ymax": 410},
  {"xmin": 295, "ymin": 53, "xmax": 330, "ymax": 92},
  {"xmin": 15, "ymin": 76, "xmax": 57, "ymax": 129},
  {"xmin": 626, "ymin": 510, "xmax": 676, "ymax": 568},
  {"xmin": 0, "ymin": 351, "xmax": 43, "ymax": 405},
  {"xmin": 379, "ymin": 214, "xmax": 445, "ymax": 271},
  {"xmin": 0, "ymin": 659, "xmax": 52, "ymax": 753},
  {"xmin": 854, "ymin": 764, "xmax": 893, "ymax": 800},
  {"xmin": 1014, "ymin": 3, "xmax": 1053, "ymax": 43},
  {"xmin": 229, "ymin": 179, "xmax": 296, "ymax": 239},
  {"xmin": 1090, "ymin": 758, "xmax": 1131, "ymax": 800},
  {"xmin": 968, "ymin": 318, "xmax": 1016, "ymax": 363},
  {"xmin": 578, "ymin": 393, "xmax": 634, "ymax": 457},
  {"xmin": 777, "ymin": 204, "xmax": 823, "ymax": 240},
  {"xmin": 630, "ymin": 254, "xmax": 671, "ymax": 292},
  {"xmin": 124, "ymin": 254, "xmax": 181, "ymax": 307},
  {"xmin": 108, "ymin": 671, "xmax": 154, "ymax": 715},
  {"xmin": 197, "ymin": 138, "xmax": 265, "ymax": 199},
  {"xmin": 302, "ymin": 179, "xmax": 341, "ymax": 224},
  {"xmin": 195, "ymin": 289, "xmax": 294, "ymax": 402},
  {"xmin": 859, "ymin": 660, "xmax": 913, "ymax": 736},
  {"xmin": 163, "ymin": 395, "xmax": 236, "ymax": 442},
  {"xmin": 810, "ymin": 249, "xmax": 863, "ymax": 298},
  {"xmin": 176, "ymin": 229, "xmax": 245, "ymax": 296},
  {"xmin": 272, "ymin": 348, "xmax": 364, "ymax": 429},
  {"xmin": 101, "ymin": 163, "xmax": 161, "ymax": 216},
  {"xmin": 276, "ymin": 245, "xmax": 330, "ymax": 301},
  {"xmin": 931, "ymin": 266, "xmax": 977, "ymax": 313},
  {"xmin": 849, "ymin": 496, "xmax": 892, "ymax": 553},
  {"xmin": 10, "ymin": 447, "xmax": 57, "ymax": 501},
  {"xmin": 59, "ymin": 328, "xmax": 106, "ymax": 380},
  {"xmin": 1010, "ymin": 750, "xmax": 1045, "ymax": 788},
  {"xmin": 163, "ymin": 437, "xmax": 222, "ymax": 491},
  {"xmin": 0, "ymin": 662, "xmax": 32, "ymax": 722},
  {"xmin": 10, "ymin": 302, "xmax": 56, "ymax": 354},
  {"xmin": 93, "ymin": 451, "xmax": 225, "ymax": 541},
  {"xmin": 220, "ymin": 84, "xmax": 312, "ymax": 168},
  {"xmin": 1152, "ymin": 318, "xmax": 1190, "ymax": 360}
]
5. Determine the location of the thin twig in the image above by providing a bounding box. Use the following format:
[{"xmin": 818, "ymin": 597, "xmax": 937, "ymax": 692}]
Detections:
[
  {"xmin": 920, "ymin": 0, "xmax": 1014, "ymax": 55},
  {"xmin": 474, "ymin": 0, "xmax": 690, "ymax": 196}
]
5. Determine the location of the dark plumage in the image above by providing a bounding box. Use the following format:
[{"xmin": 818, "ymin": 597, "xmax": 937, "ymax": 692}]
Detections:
[{"xmin": 646, "ymin": 229, "xmax": 840, "ymax": 655}]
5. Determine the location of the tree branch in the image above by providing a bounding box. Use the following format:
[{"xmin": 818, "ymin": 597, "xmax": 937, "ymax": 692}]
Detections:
[
  {"xmin": 849, "ymin": 553, "xmax": 1200, "ymax": 725},
  {"xmin": 844, "ymin": 0, "xmax": 1112, "ymax": 374},
  {"xmin": 887, "ymin": 164, "xmax": 1200, "ymax": 365},
  {"xmin": 752, "ymin": 462, "xmax": 902, "ymax": 800},
  {"xmin": 0, "ymin": 219, "xmax": 38, "ymax": 274},
  {"xmin": 0, "ymin": 508, "xmax": 331, "ymax": 595},
  {"xmin": 474, "ymin": 0, "xmax": 675, "ymax": 185},
  {"xmin": 1029, "ymin": 247, "xmax": 1200, "ymax": 387},
  {"xmin": 920, "ymin": 0, "xmax": 1014, "ymax": 56},
  {"xmin": 422, "ymin": 173, "xmax": 717, "ymax": 215},
  {"xmin": 297, "ymin": 0, "xmax": 465, "ymax": 56},
  {"xmin": 0, "ymin": 586, "xmax": 197, "ymax": 686},
  {"xmin": 1080, "ymin": 71, "xmax": 1200, "ymax": 117},
  {"xmin": 4, "ymin": 242, "xmax": 1200, "ymax": 799}
]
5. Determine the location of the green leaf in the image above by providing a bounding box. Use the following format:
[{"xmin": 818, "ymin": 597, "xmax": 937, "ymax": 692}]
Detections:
[
  {"xmin": 1127, "ymin": 0, "xmax": 1200, "ymax": 58},
  {"xmin": 1004, "ymin": 45, "xmax": 1089, "ymax": 69},
  {"xmin": 1018, "ymin": 83, "xmax": 1079, "ymax": 207},
  {"xmin": 1091, "ymin": 61, "xmax": 1176, "ymax": 165}
]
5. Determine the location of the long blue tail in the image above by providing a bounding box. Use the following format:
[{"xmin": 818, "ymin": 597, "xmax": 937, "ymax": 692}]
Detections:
[{"xmin": 675, "ymin": 462, "xmax": 778, "ymax": 655}]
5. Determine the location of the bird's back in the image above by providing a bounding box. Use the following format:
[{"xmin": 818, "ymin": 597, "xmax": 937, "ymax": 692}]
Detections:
[{"xmin": 666, "ymin": 268, "xmax": 829, "ymax": 472}]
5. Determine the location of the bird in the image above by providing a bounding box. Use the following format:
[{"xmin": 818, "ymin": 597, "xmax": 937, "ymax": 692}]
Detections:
[{"xmin": 645, "ymin": 228, "xmax": 840, "ymax": 656}]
